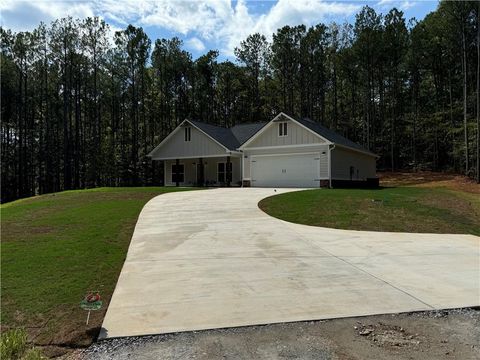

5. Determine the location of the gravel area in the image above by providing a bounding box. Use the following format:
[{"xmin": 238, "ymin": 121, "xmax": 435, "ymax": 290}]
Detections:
[{"xmin": 63, "ymin": 308, "xmax": 480, "ymax": 360}]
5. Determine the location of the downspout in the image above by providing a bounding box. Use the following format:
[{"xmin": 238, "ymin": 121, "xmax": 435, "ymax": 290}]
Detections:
[
  {"xmin": 241, "ymin": 150, "xmax": 244, "ymax": 187},
  {"xmin": 329, "ymin": 144, "xmax": 335, "ymax": 189},
  {"xmin": 163, "ymin": 160, "xmax": 166, "ymax": 186}
]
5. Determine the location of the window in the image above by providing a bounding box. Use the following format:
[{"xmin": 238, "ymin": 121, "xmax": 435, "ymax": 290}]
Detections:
[
  {"xmin": 172, "ymin": 164, "xmax": 184, "ymax": 183},
  {"xmin": 217, "ymin": 162, "xmax": 233, "ymax": 183},
  {"xmin": 278, "ymin": 122, "xmax": 288, "ymax": 137},
  {"xmin": 217, "ymin": 163, "xmax": 225, "ymax": 183},
  {"xmin": 184, "ymin": 127, "xmax": 191, "ymax": 141}
]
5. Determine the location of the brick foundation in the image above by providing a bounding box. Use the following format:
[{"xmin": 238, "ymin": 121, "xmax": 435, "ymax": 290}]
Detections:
[{"xmin": 319, "ymin": 180, "xmax": 330, "ymax": 188}]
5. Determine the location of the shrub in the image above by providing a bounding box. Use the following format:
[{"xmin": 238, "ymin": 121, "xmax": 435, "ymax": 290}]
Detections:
[{"xmin": 0, "ymin": 329, "xmax": 28, "ymax": 359}]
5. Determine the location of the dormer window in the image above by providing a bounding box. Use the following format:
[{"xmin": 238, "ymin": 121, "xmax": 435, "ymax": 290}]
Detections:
[
  {"xmin": 278, "ymin": 122, "xmax": 288, "ymax": 137},
  {"xmin": 184, "ymin": 126, "xmax": 191, "ymax": 141}
]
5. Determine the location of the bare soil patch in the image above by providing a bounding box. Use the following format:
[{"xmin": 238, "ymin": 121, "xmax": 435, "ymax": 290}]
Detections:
[
  {"xmin": 77, "ymin": 308, "xmax": 479, "ymax": 360},
  {"xmin": 379, "ymin": 171, "xmax": 480, "ymax": 194}
]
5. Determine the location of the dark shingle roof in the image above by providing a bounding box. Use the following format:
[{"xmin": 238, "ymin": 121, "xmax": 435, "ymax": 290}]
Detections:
[
  {"xmin": 189, "ymin": 121, "xmax": 267, "ymax": 150},
  {"xmin": 293, "ymin": 117, "xmax": 376, "ymax": 156},
  {"xmin": 189, "ymin": 121, "xmax": 241, "ymax": 150},
  {"xmin": 188, "ymin": 115, "xmax": 375, "ymax": 156},
  {"xmin": 230, "ymin": 122, "xmax": 267, "ymax": 145}
]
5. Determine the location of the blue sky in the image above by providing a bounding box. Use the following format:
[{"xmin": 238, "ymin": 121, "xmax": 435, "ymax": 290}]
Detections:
[{"xmin": 1, "ymin": 0, "xmax": 438, "ymax": 60}]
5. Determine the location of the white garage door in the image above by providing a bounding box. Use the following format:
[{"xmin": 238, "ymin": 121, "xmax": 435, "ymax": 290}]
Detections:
[{"xmin": 251, "ymin": 153, "xmax": 320, "ymax": 188}]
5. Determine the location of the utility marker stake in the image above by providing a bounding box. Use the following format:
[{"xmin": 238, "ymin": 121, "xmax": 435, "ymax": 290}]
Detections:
[{"xmin": 80, "ymin": 291, "xmax": 102, "ymax": 326}]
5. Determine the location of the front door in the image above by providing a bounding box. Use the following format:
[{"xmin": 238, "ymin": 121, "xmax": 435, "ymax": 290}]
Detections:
[{"xmin": 196, "ymin": 161, "xmax": 205, "ymax": 186}]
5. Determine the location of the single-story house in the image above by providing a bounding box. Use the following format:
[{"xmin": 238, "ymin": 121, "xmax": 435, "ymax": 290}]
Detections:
[{"xmin": 147, "ymin": 112, "xmax": 378, "ymax": 188}]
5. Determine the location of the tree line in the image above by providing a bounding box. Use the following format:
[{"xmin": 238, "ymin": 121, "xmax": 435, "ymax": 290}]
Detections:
[{"xmin": 1, "ymin": 1, "xmax": 479, "ymax": 202}]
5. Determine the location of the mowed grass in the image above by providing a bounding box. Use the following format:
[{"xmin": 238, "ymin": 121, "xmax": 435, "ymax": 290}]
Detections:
[
  {"xmin": 259, "ymin": 187, "xmax": 480, "ymax": 235},
  {"xmin": 1, "ymin": 187, "xmax": 195, "ymax": 348}
]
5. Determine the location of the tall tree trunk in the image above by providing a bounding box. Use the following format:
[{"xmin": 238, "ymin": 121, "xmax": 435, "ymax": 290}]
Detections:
[
  {"xmin": 413, "ymin": 71, "xmax": 418, "ymax": 167},
  {"xmin": 391, "ymin": 74, "xmax": 395, "ymax": 172},
  {"xmin": 74, "ymin": 76, "xmax": 80, "ymax": 189},
  {"xmin": 333, "ymin": 58, "xmax": 338, "ymax": 130},
  {"xmin": 94, "ymin": 47, "xmax": 100, "ymax": 186},
  {"xmin": 462, "ymin": 25, "xmax": 469, "ymax": 174},
  {"xmin": 477, "ymin": 2, "xmax": 480, "ymax": 183},
  {"xmin": 63, "ymin": 42, "xmax": 70, "ymax": 190},
  {"xmin": 448, "ymin": 69, "xmax": 456, "ymax": 171}
]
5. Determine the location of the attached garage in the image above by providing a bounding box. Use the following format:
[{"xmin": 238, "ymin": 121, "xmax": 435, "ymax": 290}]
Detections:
[
  {"xmin": 240, "ymin": 113, "xmax": 377, "ymax": 188},
  {"xmin": 251, "ymin": 153, "xmax": 322, "ymax": 188}
]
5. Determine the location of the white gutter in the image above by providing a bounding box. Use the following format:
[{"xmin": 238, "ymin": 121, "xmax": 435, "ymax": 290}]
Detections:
[
  {"xmin": 334, "ymin": 143, "xmax": 378, "ymax": 158},
  {"xmin": 240, "ymin": 150, "xmax": 244, "ymax": 187}
]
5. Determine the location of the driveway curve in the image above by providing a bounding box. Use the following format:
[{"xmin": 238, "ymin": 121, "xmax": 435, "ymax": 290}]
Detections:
[{"xmin": 100, "ymin": 188, "xmax": 479, "ymax": 339}]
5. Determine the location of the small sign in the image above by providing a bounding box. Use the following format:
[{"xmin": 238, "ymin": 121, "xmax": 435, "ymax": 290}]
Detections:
[{"xmin": 80, "ymin": 291, "xmax": 103, "ymax": 325}]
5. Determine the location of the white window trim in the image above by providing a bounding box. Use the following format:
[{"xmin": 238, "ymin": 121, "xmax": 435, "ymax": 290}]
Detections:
[
  {"xmin": 278, "ymin": 122, "xmax": 288, "ymax": 137},
  {"xmin": 217, "ymin": 161, "xmax": 233, "ymax": 183},
  {"xmin": 184, "ymin": 126, "xmax": 191, "ymax": 142},
  {"xmin": 171, "ymin": 163, "xmax": 185, "ymax": 183}
]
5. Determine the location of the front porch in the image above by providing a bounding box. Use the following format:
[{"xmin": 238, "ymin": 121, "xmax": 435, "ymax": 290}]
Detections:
[{"xmin": 163, "ymin": 156, "xmax": 242, "ymax": 187}]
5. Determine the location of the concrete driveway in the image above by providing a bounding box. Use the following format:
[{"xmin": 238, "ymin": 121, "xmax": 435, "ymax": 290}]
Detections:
[{"xmin": 100, "ymin": 188, "xmax": 480, "ymax": 339}]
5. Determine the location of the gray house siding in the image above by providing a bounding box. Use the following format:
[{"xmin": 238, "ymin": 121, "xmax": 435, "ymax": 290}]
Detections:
[
  {"xmin": 246, "ymin": 120, "xmax": 326, "ymax": 148},
  {"xmin": 331, "ymin": 146, "xmax": 376, "ymax": 180},
  {"xmin": 150, "ymin": 125, "xmax": 228, "ymax": 160}
]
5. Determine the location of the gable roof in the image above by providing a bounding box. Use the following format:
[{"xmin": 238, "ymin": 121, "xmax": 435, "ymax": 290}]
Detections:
[
  {"xmin": 150, "ymin": 113, "xmax": 376, "ymax": 157},
  {"xmin": 188, "ymin": 121, "xmax": 267, "ymax": 151},
  {"xmin": 231, "ymin": 122, "xmax": 267, "ymax": 145},
  {"xmin": 293, "ymin": 117, "xmax": 376, "ymax": 156},
  {"xmin": 239, "ymin": 112, "xmax": 376, "ymax": 157},
  {"xmin": 189, "ymin": 121, "xmax": 241, "ymax": 150}
]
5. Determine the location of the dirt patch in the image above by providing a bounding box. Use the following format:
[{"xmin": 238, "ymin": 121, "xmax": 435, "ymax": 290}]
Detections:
[
  {"xmin": 419, "ymin": 191, "xmax": 479, "ymax": 223},
  {"xmin": 76, "ymin": 308, "xmax": 480, "ymax": 360},
  {"xmin": 379, "ymin": 171, "xmax": 480, "ymax": 194},
  {"xmin": 2, "ymin": 225, "xmax": 56, "ymax": 243},
  {"xmin": 354, "ymin": 322, "xmax": 421, "ymax": 347}
]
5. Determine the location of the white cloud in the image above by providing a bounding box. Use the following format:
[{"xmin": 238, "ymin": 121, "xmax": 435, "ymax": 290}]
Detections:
[
  {"xmin": 1, "ymin": 0, "xmax": 94, "ymax": 31},
  {"xmin": 1, "ymin": 0, "xmax": 360, "ymax": 56},
  {"xmin": 377, "ymin": 0, "xmax": 418, "ymax": 11},
  {"xmin": 253, "ymin": 0, "xmax": 359, "ymax": 37},
  {"xmin": 140, "ymin": 0, "xmax": 232, "ymax": 37},
  {"xmin": 186, "ymin": 37, "xmax": 206, "ymax": 52},
  {"xmin": 146, "ymin": 0, "xmax": 360, "ymax": 56}
]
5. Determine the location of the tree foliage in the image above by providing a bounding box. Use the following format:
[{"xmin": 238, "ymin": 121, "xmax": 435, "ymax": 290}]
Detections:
[{"xmin": 1, "ymin": 1, "xmax": 479, "ymax": 202}]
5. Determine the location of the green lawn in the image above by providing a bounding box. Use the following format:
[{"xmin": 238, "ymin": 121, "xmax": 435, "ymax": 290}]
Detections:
[
  {"xmin": 2, "ymin": 184, "xmax": 479, "ymax": 354},
  {"xmin": 0, "ymin": 187, "xmax": 195, "ymax": 349},
  {"xmin": 259, "ymin": 187, "xmax": 480, "ymax": 236}
]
